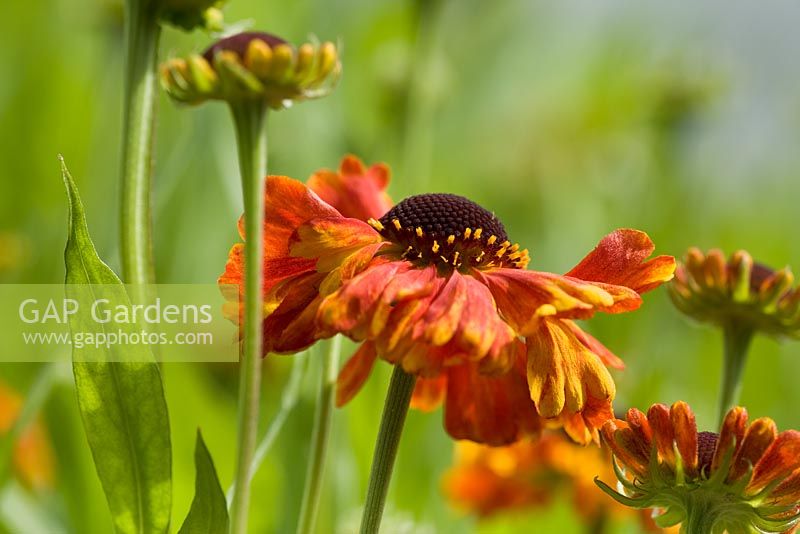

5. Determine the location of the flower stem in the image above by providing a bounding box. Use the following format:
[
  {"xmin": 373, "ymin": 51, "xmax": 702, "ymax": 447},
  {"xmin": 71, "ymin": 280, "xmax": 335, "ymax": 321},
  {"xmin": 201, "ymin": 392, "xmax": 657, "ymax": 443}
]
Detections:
[
  {"xmin": 717, "ymin": 321, "xmax": 754, "ymax": 427},
  {"xmin": 120, "ymin": 0, "xmax": 161, "ymax": 298},
  {"xmin": 359, "ymin": 366, "xmax": 417, "ymax": 534},
  {"xmin": 296, "ymin": 336, "xmax": 342, "ymax": 534},
  {"xmin": 228, "ymin": 100, "xmax": 269, "ymax": 534}
]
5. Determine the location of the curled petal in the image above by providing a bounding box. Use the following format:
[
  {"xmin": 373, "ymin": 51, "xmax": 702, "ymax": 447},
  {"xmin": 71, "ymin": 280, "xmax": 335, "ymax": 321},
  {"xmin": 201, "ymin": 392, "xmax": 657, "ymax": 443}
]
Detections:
[
  {"xmin": 307, "ymin": 155, "xmax": 393, "ymax": 221},
  {"xmin": 526, "ymin": 319, "xmax": 615, "ymax": 419},
  {"xmin": 647, "ymin": 403, "xmax": 676, "ymax": 465},
  {"xmin": 602, "ymin": 419, "xmax": 649, "ymax": 478},
  {"xmin": 566, "ymin": 229, "xmax": 676, "ymax": 294},
  {"xmin": 713, "ymin": 406, "xmax": 748, "ymax": 474},
  {"xmin": 670, "ymin": 401, "xmax": 698, "ymax": 477},
  {"xmin": 730, "ymin": 417, "xmax": 776, "ymax": 482},
  {"xmin": 336, "ymin": 342, "xmax": 378, "ymax": 407},
  {"xmin": 411, "ymin": 375, "xmax": 447, "ymax": 412}
]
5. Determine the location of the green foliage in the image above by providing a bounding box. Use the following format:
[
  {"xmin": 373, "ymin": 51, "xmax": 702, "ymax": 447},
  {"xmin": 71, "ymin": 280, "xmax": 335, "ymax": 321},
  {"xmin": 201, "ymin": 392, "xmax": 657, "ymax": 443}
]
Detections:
[
  {"xmin": 178, "ymin": 430, "xmax": 228, "ymax": 534},
  {"xmin": 62, "ymin": 159, "xmax": 172, "ymax": 534}
]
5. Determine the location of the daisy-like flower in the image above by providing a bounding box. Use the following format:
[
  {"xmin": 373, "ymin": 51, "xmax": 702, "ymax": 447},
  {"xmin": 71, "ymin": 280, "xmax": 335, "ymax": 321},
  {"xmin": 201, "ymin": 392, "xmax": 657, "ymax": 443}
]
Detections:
[
  {"xmin": 219, "ymin": 155, "xmax": 675, "ymax": 445},
  {"xmin": 670, "ymin": 248, "xmax": 799, "ymax": 340},
  {"xmin": 161, "ymin": 31, "xmax": 340, "ymax": 109},
  {"xmin": 598, "ymin": 401, "xmax": 800, "ymax": 533},
  {"xmin": 0, "ymin": 381, "xmax": 55, "ymax": 491},
  {"xmin": 444, "ymin": 432, "xmax": 672, "ymax": 532}
]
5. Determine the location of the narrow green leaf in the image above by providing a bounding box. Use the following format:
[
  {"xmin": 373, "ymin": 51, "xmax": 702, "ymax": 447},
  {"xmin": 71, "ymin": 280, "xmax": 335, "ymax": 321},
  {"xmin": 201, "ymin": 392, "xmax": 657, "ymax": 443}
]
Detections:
[
  {"xmin": 61, "ymin": 158, "xmax": 171, "ymax": 534},
  {"xmin": 179, "ymin": 430, "xmax": 229, "ymax": 534}
]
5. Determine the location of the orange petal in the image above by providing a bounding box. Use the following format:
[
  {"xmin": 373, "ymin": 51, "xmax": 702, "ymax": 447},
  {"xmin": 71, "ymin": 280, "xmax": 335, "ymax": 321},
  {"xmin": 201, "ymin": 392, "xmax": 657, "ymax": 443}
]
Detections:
[
  {"xmin": 561, "ymin": 395, "xmax": 614, "ymax": 445},
  {"xmin": 290, "ymin": 216, "xmax": 384, "ymax": 272},
  {"xmin": 444, "ymin": 356, "xmax": 543, "ymax": 446},
  {"xmin": 263, "ymin": 272, "xmax": 327, "ymax": 354},
  {"xmin": 261, "ymin": 175, "xmax": 342, "ymax": 259},
  {"xmin": 713, "ymin": 406, "xmax": 748, "ymax": 474},
  {"xmin": 526, "ymin": 319, "xmax": 615, "ymax": 418},
  {"xmin": 318, "ymin": 261, "xmax": 406, "ymax": 335},
  {"xmin": 748, "ymin": 430, "xmax": 800, "ymax": 493},
  {"xmin": 647, "ymin": 403, "xmax": 676, "ymax": 466},
  {"xmin": 336, "ymin": 342, "xmax": 378, "ymax": 407},
  {"xmin": 411, "ymin": 375, "xmax": 447, "ymax": 412},
  {"xmin": 730, "ymin": 416, "xmax": 776, "ymax": 482},
  {"xmin": 602, "ymin": 419, "xmax": 650, "ymax": 478},
  {"xmin": 307, "ymin": 155, "xmax": 393, "ymax": 221},
  {"xmin": 670, "ymin": 401, "xmax": 698, "ymax": 477},
  {"xmin": 566, "ymin": 229, "xmax": 676, "ymax": 294}
]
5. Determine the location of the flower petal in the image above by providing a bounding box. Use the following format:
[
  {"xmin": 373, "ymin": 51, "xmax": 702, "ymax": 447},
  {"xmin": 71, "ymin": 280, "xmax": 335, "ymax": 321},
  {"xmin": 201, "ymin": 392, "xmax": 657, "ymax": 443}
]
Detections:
[
  {"xmin": 748, "ymin": 430, "xmax": 800, "ymax": 494},
  {"xmin": 730, "ymin": 416, "xmax": 776, "ymax": 482},
  {"xmin": 647, "ymin": 403, "xmax": 676, "ymax": 465},
  {"xmin": 478, "ymin": 268, "xmax": 641, "ymax": 335},
  {"xmin": 566, "ymin": 229, "xmax": 676, "ymax": 294},
  {"xmin": 260, "ymin": 175, "xmax": 342, "ymax": 259},
  {"xmin": 290, "ymin": 216, "xmax": 384, "ymax": 272},
  {"xmin": 336, "ymin": 341, "xmax": 378, "ymax": 407},
  {"xmin": 444, "ymin": 350, "xmax": 542, "ymax": 446},
  {"xmin": 306, "ymin": 155, "xmax": 393, "ymax": 221},
  {"xmin": 670, "ymin": 401, "xmax": 698, "ymax": 477},
  {"xmin": 526, "ymin": 319, "xmax": 615, "ymax": 419}
]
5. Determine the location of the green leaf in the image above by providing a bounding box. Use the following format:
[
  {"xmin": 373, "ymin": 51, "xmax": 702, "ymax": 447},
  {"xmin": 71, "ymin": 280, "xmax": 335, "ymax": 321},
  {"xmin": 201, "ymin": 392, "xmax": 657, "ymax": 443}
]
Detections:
[
  {"xmin": 179, "ymin": 430, "xmax": 229, "ymax": 534},
  {"xmin": 61, "ymin": 158, "xmax": 172, "ymax": 534}
]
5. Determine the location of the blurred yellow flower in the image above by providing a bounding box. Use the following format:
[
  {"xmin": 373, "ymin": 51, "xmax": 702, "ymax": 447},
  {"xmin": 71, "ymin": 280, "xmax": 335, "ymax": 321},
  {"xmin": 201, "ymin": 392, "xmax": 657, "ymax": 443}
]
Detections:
[
  {"xmin": 0, "ymin": 380, "xmax": 55, "ymax": 491},
  {"xmin": 443, "ymin": 432, "xmax": 673, "ymax": 532}
]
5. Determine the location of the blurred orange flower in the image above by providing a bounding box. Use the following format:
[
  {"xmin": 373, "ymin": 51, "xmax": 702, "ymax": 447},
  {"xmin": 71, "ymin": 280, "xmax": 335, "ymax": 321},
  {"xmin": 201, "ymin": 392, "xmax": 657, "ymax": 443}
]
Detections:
[
  {"xmin": 0, "ymin": 380, "xmax": 55, "ymax": 491},
  {"xmin": 600, "ymin": 402, "xmax": 800, "ymax": 532},
  {"xmin": 443, "ymin": 433, "xmax": 671, "ymax": 532},
  {"xmin": 220, "ymin": 155, "xmax": 675, "ymax": 445}
]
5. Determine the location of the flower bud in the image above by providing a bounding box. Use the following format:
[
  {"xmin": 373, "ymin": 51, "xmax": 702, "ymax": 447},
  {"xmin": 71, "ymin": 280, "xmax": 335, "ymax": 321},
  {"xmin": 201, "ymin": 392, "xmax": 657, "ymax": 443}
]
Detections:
[
  {"xmin": 160, "ymin": 31, "xmax": 341, "ymax": 109},
  {"xmin": 669, "ymin": 248, "xmax": 800, "ymax": 339}
]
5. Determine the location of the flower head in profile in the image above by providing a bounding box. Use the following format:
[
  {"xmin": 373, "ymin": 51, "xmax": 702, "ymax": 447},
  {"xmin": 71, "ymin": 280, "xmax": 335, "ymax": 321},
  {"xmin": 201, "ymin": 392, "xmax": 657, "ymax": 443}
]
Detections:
[
  {"xmin": 0, "ymin": 381, "xmax": 55, "ymax": 491},
  {"xmin": 670, "ymin": 248, "xmax": 799, "ymax": 339},
  {"xmin": 599, "ymin": 401, "xmax": 800, "ymax": 533},
  {"xmin": 219, "ymin": 155, "xmax": 675, "ymax": 445},
  {"xmin": 443, "ymin": 432, "xmax": 672, "ymax": 531},
  {"xmin": 161, "ymin": 31, "xmax": 340, "ymax": 108}
]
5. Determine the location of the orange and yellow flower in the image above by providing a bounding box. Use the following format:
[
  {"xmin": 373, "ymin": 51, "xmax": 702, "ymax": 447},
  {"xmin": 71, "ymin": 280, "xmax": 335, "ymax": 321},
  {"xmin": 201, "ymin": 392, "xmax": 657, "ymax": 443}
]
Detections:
[
  {"xmin": 220, "ymin": 155, "xmax": 675, "ymax": 445},
  {"xmin": 0, "ymin": 380, "xmax": 55, "ymax": 491},
  {"xmin": 599, "ymin": 401, "xmax": 800, "ymax": 533},
  {"xmin": 443, "ymin": 432, "xmax": 671, "ymax": 531}
]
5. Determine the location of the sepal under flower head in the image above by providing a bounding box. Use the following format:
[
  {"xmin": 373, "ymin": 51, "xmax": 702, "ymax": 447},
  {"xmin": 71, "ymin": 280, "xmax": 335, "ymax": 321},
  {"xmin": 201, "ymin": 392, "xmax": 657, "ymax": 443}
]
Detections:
[
  {"xmin": 161, "ymin": 31, "xmax": 340, "ymax": 108},
  {"xmin": 598, "ymin": 402, "xmax": 800, "ymax": 533},
  {"xmin": 670, "ymin": 248, "xmax": 800, "ymax": 339}
]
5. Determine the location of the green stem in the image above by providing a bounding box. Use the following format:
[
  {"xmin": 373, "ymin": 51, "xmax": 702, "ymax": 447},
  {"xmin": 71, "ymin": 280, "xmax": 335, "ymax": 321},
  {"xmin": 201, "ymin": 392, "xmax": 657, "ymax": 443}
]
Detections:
[
  {"xmin": 228, "ymin": 100, "xmax": 269, "ymax": 534},
  {"xmin": 296, "ymin": 336, "xmax": 342, "ymax": 534},
  {"xmin": 359, "ymin": 366, "xmax": 417, "ymax": 534},
  {"xmin": 681, "ymin": 495, "xmax": 715, "ymax": 534},
  {"xmin": 717, "ymin": 322, "xmax": 754, "ymax": 427},
  {"xmin": 120, "ymin": 0, "xmax": 161, "ymax": 298}
]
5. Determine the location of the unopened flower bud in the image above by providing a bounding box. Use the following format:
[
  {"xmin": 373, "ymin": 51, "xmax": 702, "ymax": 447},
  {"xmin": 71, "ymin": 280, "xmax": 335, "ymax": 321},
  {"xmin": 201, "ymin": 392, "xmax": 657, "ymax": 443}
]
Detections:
[{"xmin": 161, "ymin": 31, "xmax": 341, "ymax": 109}]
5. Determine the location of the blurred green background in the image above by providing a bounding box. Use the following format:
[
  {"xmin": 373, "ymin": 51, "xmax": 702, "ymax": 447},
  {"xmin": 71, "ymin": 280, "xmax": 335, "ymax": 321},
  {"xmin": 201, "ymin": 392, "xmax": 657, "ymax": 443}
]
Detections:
[{"xmin": 2, "ymin": 0, "xmax": 800, "ymax": 532}]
